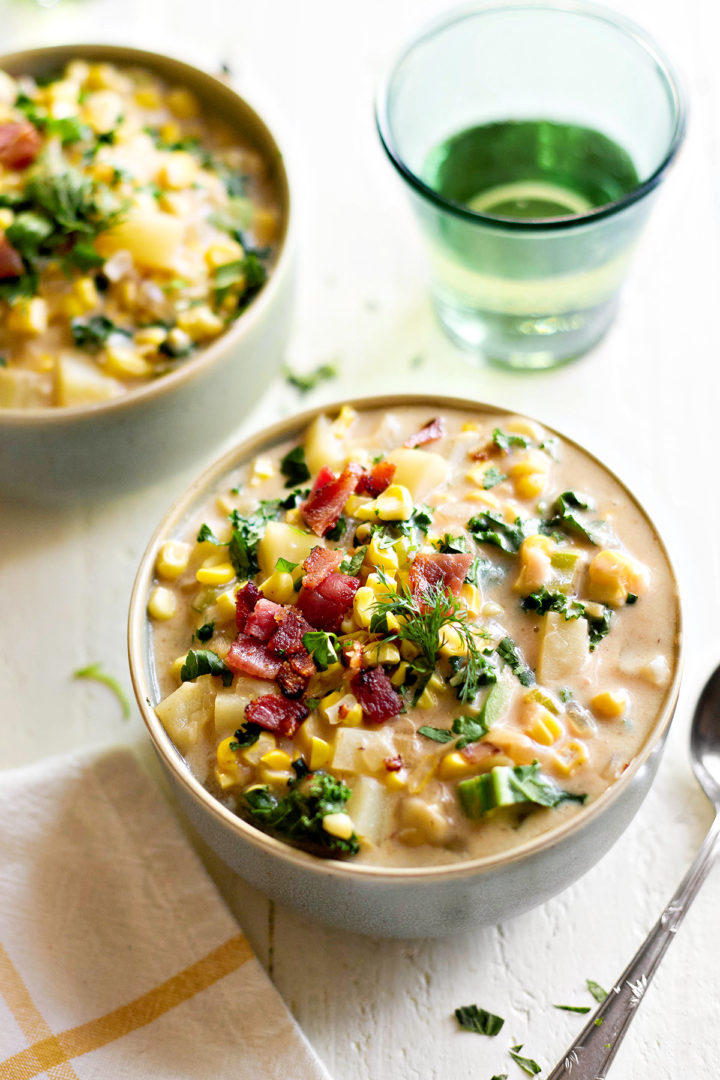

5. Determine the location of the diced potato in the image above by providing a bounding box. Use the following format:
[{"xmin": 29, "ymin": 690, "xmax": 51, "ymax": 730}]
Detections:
[
  {"xmin": 257, "ymin": 521, "xmax": 320, "ymax": 577},
  {"xmin": 537, "ymin": 612, "xmax": 590, "ymax": 684},
  {"xmin": 56, "ymin": 356, "xmax": 125, "ymax": 407},
  {"xmin": 95, "ymin": 211, "xmax": 185, "ymax": 272},
  {"xmin": 385, "ymin": 448, "xmax": 450, "ymax": 499},
  {"xmin": 155, "ymin": 676, "xmax": 215, "ymax": 752},
  {"xmin": 0, "ymin": 367, "xmax": 53, "ymax": 408},
  {"xmin": 332, "ymin": 727, "xmax": 397, "ymax": 775},
  {"xmin": 399, "ymin": 796, "xmax": 449, "ymax": 845},
  {"xmin": 214, "ymin": 680, "xmax": 275, "ymax": 737},
  {"xmin": 303, "ymin": 413, "xmax": 348, "ymax": 475},
  {"xmin": 346, "ymin": 776, "xmax": 394, "ymax": 846}
]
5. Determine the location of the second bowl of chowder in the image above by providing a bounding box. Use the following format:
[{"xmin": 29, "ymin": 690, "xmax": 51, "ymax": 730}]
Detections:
[{"xmin": 129, "ymin": 395, "xmax": 682, "ymax": 936}]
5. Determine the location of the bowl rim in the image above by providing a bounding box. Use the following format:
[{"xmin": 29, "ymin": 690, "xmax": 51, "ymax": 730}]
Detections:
[
  {"xmin": 375, "ymin": 0, "xmax": 688, "ymax": 232},
  {"xmin": 0, "ymin": 42, "xmax": 293, "ymax": 425},
  {"xmin": 128, "ymin": 393, "xmax": 684, "ymax": 883}
]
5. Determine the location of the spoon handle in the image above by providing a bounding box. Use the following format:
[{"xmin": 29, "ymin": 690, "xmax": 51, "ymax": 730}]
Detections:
[{"xmin": 546, "ymin": 813, "xmax": 720, "ymax": 1080}]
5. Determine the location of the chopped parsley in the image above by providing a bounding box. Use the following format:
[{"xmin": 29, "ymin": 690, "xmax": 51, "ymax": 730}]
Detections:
[
  {"xmin": 242, "ymin": 766, "xmax": 359, "ymax": 857},
  {"xmin": 553, "ymin": 1004, "xmax": 591, "ymax": 1014},
  {"xmin": 587, "ymin": 979, "xmax": 608, "ymax": 1003},
  {"xmin": 468, "ymin": 511, "xmax": 530, "ymax": 554},
  {"xmin": 180, "ymin": 649, "xmax": 233, "ymax": 687},
  {"xmin": 196, "ymin": 522, "xmax": 223, "ymax": 545},
  {"xmin": 275, "ymin": 556, "xmax": 299, "ymax": 573},
  {"xmin": 458, "ymin": 762, "xmax": 586, "ymax": 819},
  {"xmin": 435, "ymin": 533, "xmax": 469, "ymax": 554},
  {"xmin": 71, "ymin": 314, "xmax": 130, "ymax": 351},
  {"xmin": 418, "ymin": 725, "xmax": 455, "ymax": 744},
  {"xmin": 508, "ymin": 1046, "xmax": 541, "ymax": 1076},
  {"xmin": 483, "ymin": 465, "xmax": 507, "ymax": 489},
  {"xmin": 420, "ymin": 714, "xmax": 490, "ymax": 748},
  {"xmin": 496, "ymin": 637, "xmax": 535, "ymax": 686},
  {"xmin": 229, "ymin": 721, "xmax": 263, "ymax": 750},
  {"xmin": 279, "ymin": 486, "xmax": 310, "ymax": 510},
  {"xmin": 73, "ymin": 662, "xmax": 131, "ymax": 719},
  {"xmin": 326, "ymin": 516, "xmax": 347, "ymax": 541},
  {"xmin": 302, "ymin": 631, "xmax": 340, "ymax": 671},
  {"xmin": 454, "ymin": 1004, "xmax": 504, "ymax": 1036},
  {"xmin": 195, "ymin": 621, "xmax": 215, "ymax": 643},
  {"xmin": 228, "ymin": 500, "xmax": 284, "ymax": 578},
  {"xmin": 279, "ymin": 445, "xmax": 311, "ymax": 487},
  {"xmin": 339, "ymin": 546, "xmax": 367, "ymax": 576},
  {"xmin": 492, "ymin": 428, "xmax": 530, "ymax": 452},
  {"xmin": 285, "ymin": 362, "xmax": 338, "ymax": 393}
]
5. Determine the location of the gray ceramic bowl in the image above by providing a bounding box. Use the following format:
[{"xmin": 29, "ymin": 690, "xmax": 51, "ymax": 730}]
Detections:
[
  {"xmin": 128, "ymin": 394, "xmax": 683, "ymax": 937},
  {"xmin": 0, "ymin": 44, "xmax": 293, "ymax": 501}
]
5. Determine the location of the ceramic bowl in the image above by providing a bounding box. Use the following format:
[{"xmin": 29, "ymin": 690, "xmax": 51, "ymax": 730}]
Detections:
[
  {"xmin": 0, "ymin": 44, "xmax": 293, "ymax": 502},
  {"xmin": 128, "ymin": 394, "xmax": 683, "ymax": 937}
]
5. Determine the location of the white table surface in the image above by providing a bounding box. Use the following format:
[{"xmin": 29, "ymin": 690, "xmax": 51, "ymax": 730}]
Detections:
[{"xmin": 2, "ymin": 0, "xmax": 719, "ymax": 1077}]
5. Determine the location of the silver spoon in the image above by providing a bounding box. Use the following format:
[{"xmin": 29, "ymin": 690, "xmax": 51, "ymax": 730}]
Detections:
[{"xmin": 547, "ymin": 665, "xmax": 720, "ymax": 1080}]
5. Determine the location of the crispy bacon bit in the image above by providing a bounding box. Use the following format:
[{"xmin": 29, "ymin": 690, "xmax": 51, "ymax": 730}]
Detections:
[
  {"xmin": 0, "ymin": 238, "xmax": 24, "ymax": 279},
  {"xmin": 276, "ymin": 661, "xmax": 308, "ymax": 699},
  {"xmin": 289, "ymin": 650, "xmax": 316, "ymax": 678},
  {"xmin": 408, "ymin": 552, "xmax": 472, "ymax": 607},
  {"xmin": 245, "ymin": 694, "xmax": 308, "ymax": 737},
  {"xmin": 384, "ymin": 754, "xmax": 403, "ymax": 772},
  {"xmin": 235, "ymin": 582, "xmax": 261, "ymax": 631},
  {"xmin": 302, "ymin": 546, "xmax": 344, "ymax": 589},
  {"xmin": 460, "ymin": 741, "xmax": 503, "ymax": 765},
  {"xmin": 268, "ymin": 608, "xmax": 313, "ymax": 657},
  {"xmin": 0, "ymin": 121, "xmax": 42, "ymax": 170},
  {"xmin": 356, "ymin": 460, "xmax": 396, "ymax": 497},
  {"xmin": 298, "ymin": 572, "xmax": 360, "ymax": 632},
  {"xmin": 342, "ymin": 640, "xmax": 364, "ymax": 671},
  {"xmin": 226, "ymin": 634, "xmax": 282, "ymax": 680},
  {"xmin": 301, "ymin": 463, "xmax": 362, "ymax": 537},
  {"xmin": 404, "ymin": 417, "xmax": 445, "ymax": 449},
  {"xmin": 350, "ymin": 667, "xmax": 403, "ymax": 724},
  {"xmin": 470, "ymin": 443, "xmax": 502, "ymax": 462},
  {"xmin": 245, "ymin": 598, "xmax": 283, "ymax": 642}
]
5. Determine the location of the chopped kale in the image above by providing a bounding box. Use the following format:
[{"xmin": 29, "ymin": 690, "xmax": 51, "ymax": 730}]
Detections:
[
  {"xmin": 71, "ymin": 314, "xmax": 130, "ymax": 351},
  {"xmin": 229, "ymin": 721, "xmax": 264, "ymax": 750},
  {"xmin": 435, "ymin": 533, "xmax": 470, "ymax": 554},
  {"xmin": 447, "ymin": 650, "xmax": 498, "ymax": 702},
  {"xmin": 543, "ymin": 490, "xmax": 604, "ymax": 546},
  {"xmin": 279, "ymin": 445, "xmax": 311, "ymax": 487},
  {"xmin": 195, "ymin": 621, "xmax": 215, "ymax": 643},
  {"xmin": 521, "ymin": 588, "xmax": 585, "ymax": 621},
  {"xmin": 587, "ymin": 607, "xmax": 613, "ymax": 651},
  {"xmin": 468, "ymin": 511, "xmax": 530, "ymax": 554},
  {"xmin": 496, "ymin": 637, "xmax": 535, "ymax": 686},
  {"xmin": 242, "ymin": 769, "xmax": 359, "ymax": 857},
  {"xmin": 275, "ymin": 556, "xmax": 299, "ymax": 573}
]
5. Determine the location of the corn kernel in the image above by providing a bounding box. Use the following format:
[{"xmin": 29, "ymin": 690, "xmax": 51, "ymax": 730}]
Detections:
[
  {"xmin": 400, "ymin": 640, "xmax": 420, "ymax": 661},
  {"xmin": 416, "ymin": 686, "xmax": 437, "ymax": 710},
  {"xmin": 505, "ymin": 416, "xmax": 545, "ymax": 441},
  {"xmin": 156, "ymin": 539, "xmax": 191, "ymax": 579},
  {"xmin": 340, "ymin": 702, "xmax": 363, "ymax": 727},
  {"xmin": 343, "ymin": 494, "xmax": 370, "ymax": 517},
  {"xmin": 176, "ymin": 304, "xmax": 224, "ymax": 341},
  {"xmin": 260, "ymin": 749, "xmax": 293, "ymax": 771},
  {"xmin": 588, "ymin": 549, "xmax": 650, "ymax": 607},
  {"xmin": 438, "ymin": 751, "xmax": 477, "ymax": 780},
  {"xmin": 459, "ymin": 583, "xmax": 482, "ymax": 615},
  {"xmin": 385, "ymin": 769, "xmax": 408, "ymax": 791},
  {"xmin": 438, "ymin": 624, "xmax": 466, "ymax": 658},
  {"xmin": 8, "ymin": 297, "xmax": 47, "ymax": 336},
  {"xmin": 366, "ymin": 535, "xmax": 398, "ymax": 574},
  {"xmin": 0, "ymin": 208, "xmax": 14, "ymax": 229},
  {"xmin": 551, "ymin": 739, "xmax": 589, "ymax": 776},
  {"xmin": 103, "ymin": 345, "xmax": 152, "ymax": 379},
  {"xmin": 390, "ymin": 662, "xmax": 410, "ymax": 687},
  {"xmin": 135, "ymin": 326, "xmax": 167, "ymax": 348},
  {"xmin": 216, "ymin": 735, "xmax": 239, "ymax": 771},
  {"xmin": 171, "ymin": 653, "xmax": 188, "ymax": 680},
  {"xmin": 330, "ymin": 404, "xmax": 357, "ymax": 434},
  {"xmin": 515, "ymin": 472, "xmax": 546, "ymax": 500},
  {"xmin": 159, "ymin": 120, "xmax": 182, "ymax": 144},
  {"xmin": 205, "ymin": 241, "xmax": 244, "ymax": 270},
  {"xmin": 196, "ymin": 562, "xmax": 235, "ymax": 586},
  {"xmin": 322, "ymin": 812, "xmax": 355, "ymax": 840},
  {"xmin": 241, "ymin": 732, "xmax": 276, "ymax": 765},
  {"xmin": 259, "ymin": 571, "xmax": 296, "ymax": 605},
  {"xmin": 134, "ymin": 86, "xmax": 162, "ymax": 108},
  {"xmin": 249, "ymin": 455, "xmax": 274, "ymax": 487},
  {"xmin": 259, "ymin": 768, "xmax": 293, "ymax": 787},
  {"xmin": 375, "ymin": 483, "xmax": 414, "ymax": 521},
  {"xmin": 466, "ymin": 489, "xmax": 500, "ymax": 508},
  {"xmin": 285, "ymin": 507, "xmax": 302, "ymax": 526},
  {"xmin": 363, "ymin": 641, "xmax": 401, "ymax": 666},
  {"xmin": 591, "ymin": 689, "xmax": 628, "ymax": 719},
  {"xmin": 461, "ymin": 421, "xmax": 481, "ymax": 432},
  {"xmin": 309, "ymin": 736, "xmax": 332, "ymax": 770},
  {"xmin": 353, "ymin": 585, "xmax": 376, "ymax": 629},
  {"xmin": 525, "ymin": 709, "xmax": 564, "ymax": 746},
  {"xmin": 147, "ymin": 586, "xmax": 176, "ymax": 620},
  {"xmin": 166, "ymin": 87, "xmax": 200, "ymax": 119},
  {"xmin": 71, "ymin": 276, "xmax": 99, "ymax": 313}
]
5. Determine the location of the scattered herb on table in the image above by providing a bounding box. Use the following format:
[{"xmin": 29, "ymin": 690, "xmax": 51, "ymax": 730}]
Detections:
[
  {"xmin": 73, "ymin": 662, "xmax": 131, "ymax": 719},
  {"xmin": 554, "ymin": 1004, "xmax": 591, "ymax": 1014},
  {"xmin": 285, "ymin": 362, "xmax": 338, "ymax": 393},
  {"xmin": 587, "ymin": 979, "xmax": 608, "ymax": 1002},
  {"xmin": 454, "ymin": 1004, "xmax": 505, "ymax": 1036},
  {"xmin": 508, "ymin": 1045, "xmax": 542, "ymax": 1076}
]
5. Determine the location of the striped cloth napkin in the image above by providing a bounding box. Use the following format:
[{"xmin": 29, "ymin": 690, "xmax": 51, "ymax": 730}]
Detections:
[{"xmin": 0, "ymin": 746, "xmax": 330, "ymax": 1080}]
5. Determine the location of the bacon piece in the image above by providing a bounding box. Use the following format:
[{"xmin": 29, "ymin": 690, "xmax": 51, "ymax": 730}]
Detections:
[
  {"xmin": 470, "ymin": 443, "xmax": 502, "ymax": 462},
  {"xmin": 245, "ymin": 694, "xmax": 308, "ymax": 737},
  {"xmin": 268, "ymin": 608, "xmax": 313, "ymax": 657},
  {"xmin": 408, "ymin": 552, "xmax": 472, "ymax": 607},
  {"xmin": 350, "ymin": 667, "xmax": 402, "ymax": 724},
  {"xmin": 384, "ymin": 754, "xmax": 403, "ymax": 772},
  {"xmin": 289, "ymin": 650, "xmax": 316, "ymax": 678},
  {"xmin": 245, "ymin": 598, "xmax": 283, "ymax": 642},
  {"xmin": 276, "ymin": 661, "xmax": 308, "ymax": 699},
  {"xmin": 0, "ymin": 121, "xmax": 42, "ymax": 170},
  {"xmin": 301, "ymin": 463, "xmax": 362, "ymax": 537},
  {"xmin": 404, "ymin": 417, "xmax": 445, "ymax": 449},
  {"xmin": 298, "ymin": 572, "xmax": 360, "ymax": 632},
  {"xmin": 0, "ymin": 238, "xmax": 24, "ymax": 279},
  {"xmin": 235, "ymin": 582, "xmax": 261, "ymax": 631},
  {"xmin": 356, "ymin": 460, "xmax": 396, "ymax": 497},
  {"xmin": 226, "ymin": 634, "xmax": 282, "ymax": 680},
  {"xmin": 460, "ymin": 741, "xmax": 503, "ymax": 766},
  {"xmin": 342, "ymin": 640, "xmax": 364, "ymax": 672},
  {"xmin": 302, "ymin": 546, "xmax": 344, "ymax": 589}
]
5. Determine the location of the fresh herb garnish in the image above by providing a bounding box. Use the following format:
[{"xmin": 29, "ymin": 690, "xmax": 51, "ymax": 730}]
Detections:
[
  {"xmin": 626, "ymin": 592, "xmax": 638, "ymax": 604},
  {"xmin": 464, "ymin": 555, "xmax": 505, "ymax": 588},
  {"xmin": 180, "ymin": 649, "xmax": 233, "ymax": 687},
  {"xmin": 279, "ymin": 486, "xmax": 310, "ymax": 510},
  {"xmin": 543, "ymin": 491, "xmax": 604, "ymax": 546},
  {"xmin": 468, "ymin": 511, "xmax": 530, "ymax": 554},
  {"xmin": 213, "ymin": 252, "xmax": 268, "ymax": 310},
  {"xmin": 454, "ymin": 1005, "xmax": 504, "ymax": 1036},
  {"xmin": 508, "ymin": 1046, "xmax": 541, "ymax": 1076},
  {"xmin": 435, "ymin": 533, "xmax": 469, "ymax": 554},
  {"xmin": 196, "ymin": 522, "xmax": 223, "ymax": 545},
  {"xmin": 496, "ymin": 637, "xmax": 535, "ymax": 686},
  {"xmin": 71, "ymin": 314, "xmax": 131, "ymax": 351},
  {"xmin": 326, "ymin": 516, "xmax": 347, "ymax": 541},
  {"xmin": 73, "ymin": 661, "xmax": 131, "ymax": 718},
  {"xmin": 242, "ymin": 768, "xmax": 359, "ymax": 857},
  {"xmin": 418, "ymin": 725, "xmax": 455, "ymax": 743},
  {"xmin": 492, "ymin": 428, "xmax": 530, "ymax": 453},
  {"xmin": 227, "ymin": 500, "xmax": 284, "ymax": 579},
  {"xmin": 339, "ymin": 546, "xmax": 367, "ymax": 576},
  {"xmin": 229, "ymin": 721, "xmax": 264, "ymax": 749},
  {"xmin": 286, "ymin": 362, "xmax": 338, "ymax": 393},
  {"xmin": 458, "ymin": 762, "xmax": 586, "ymax": 819},
  {"xmin": 521, "ymin": 588, "xmax": 585, "ymax": 621},
  {"xmin": 447, "ymin": 650, "xmax": 498, "ymax": 702},
  {"xmin": 587, "ymin": 979, "xmax": 608, "ymax": 1002},
  {"xmin": 302, "ymin": 631, "xmax": 340, "ymax": 671},
  {"xmin": 275, "ymin": 556, "xmax": 299, "ymax": 573},
  {"xmin": 483, "ymin": 465, "xmax": 507, "ymax": 489},
  {"xmin": 195, "ymin": 621, "xmax": 215, "ymax": 643},
  {"xmin": 419, "ymin": 714, "xmax": 490, "ymax": 748},
  {"xmin": 394, "ymin": 505, "xmax": 434, "ymax": 539},
  {"xmin": 587, "ymin": 607, "xmax": 613, "ymax": 651},
  {"xmin": 553, "ymin": 1004, "xmax": 591, "ymax": 1014},
  {"xmin": 279, "ymin": 445, "xmax": 311, "ymax": 487}
]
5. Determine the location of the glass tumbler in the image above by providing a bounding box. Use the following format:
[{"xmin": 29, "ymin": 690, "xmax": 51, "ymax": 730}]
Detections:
[{"xmin": 376, "ymin": 2, "xmax": 686, "ymax": 370}]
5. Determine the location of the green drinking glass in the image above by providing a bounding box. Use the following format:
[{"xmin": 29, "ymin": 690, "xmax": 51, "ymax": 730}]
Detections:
[{"xmin": 376, "ymin": 1, "xmax": 686, "ymax": 370}]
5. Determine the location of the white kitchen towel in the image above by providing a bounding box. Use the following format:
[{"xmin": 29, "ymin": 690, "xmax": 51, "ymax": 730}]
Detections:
[{"xmin": 0, "ymin": 746, "xmax": 330, "ymax": 1080}]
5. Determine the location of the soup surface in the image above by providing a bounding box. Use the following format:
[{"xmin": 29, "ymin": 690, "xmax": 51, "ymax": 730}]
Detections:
[
  {"xmin": 0, "ymin": 59, "xmax": 279, "ymax": 408},
  {"xmin": 148, "ymin": 404, "xmax": 679, "ymax": 867}
]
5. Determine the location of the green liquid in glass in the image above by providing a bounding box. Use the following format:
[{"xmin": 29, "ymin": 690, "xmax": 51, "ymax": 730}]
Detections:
[{"xmin": 423, "ymin": 119, "xmax": 639, "ymax": 220}]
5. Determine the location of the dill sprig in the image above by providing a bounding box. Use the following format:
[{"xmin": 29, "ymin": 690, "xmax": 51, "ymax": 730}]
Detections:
[{"xmin": 369, "ymin": 574, "xmax": 492, "ymax": 704}]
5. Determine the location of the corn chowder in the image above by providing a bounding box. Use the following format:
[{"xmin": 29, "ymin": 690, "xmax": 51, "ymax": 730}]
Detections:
[
  {"xmin": 0, "ymin": 60, "xmax": 279, "ymax": 408},
  {"xmin": 148, "ymin": 405, "xmax": 678, "ymax": 867}
]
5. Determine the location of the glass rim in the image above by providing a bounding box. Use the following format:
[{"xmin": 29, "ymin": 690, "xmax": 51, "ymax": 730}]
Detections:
[{"xmin": 375, "ymin": 0, "xmax": 688, "ymax": 232}]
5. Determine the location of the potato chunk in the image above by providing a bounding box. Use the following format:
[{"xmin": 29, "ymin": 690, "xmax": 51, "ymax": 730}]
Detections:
[
  {"xmin": 257, "ymin": 520, "xmax": 320, "ymax": 577},
  {"xmin": 56, "ymin": 356, "xmax": 125, "ymax": 406},
  {"xmin": 155, "ymin": 675, "xmax": 215, "ymax": 752},
  {"xmin": 385, "ymin": 448, "xmax": 449, "ymax": 499},
  {"xmin": 537, "ymin": 611, "xmax": 589, "ymax": 683},
  {"xmin": 96, "ymin": 210, "xmax": 185, "ymax": 271}
]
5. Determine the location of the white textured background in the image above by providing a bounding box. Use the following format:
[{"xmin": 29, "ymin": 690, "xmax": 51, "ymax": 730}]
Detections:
[{"xmin": 1, "ymin": 0, "xmax": 719, "ymax": 1077}]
